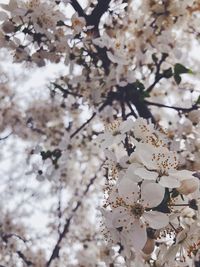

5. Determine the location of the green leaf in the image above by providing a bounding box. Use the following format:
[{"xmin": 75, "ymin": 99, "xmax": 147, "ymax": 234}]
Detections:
[
  {"xmin": 173, "ymin": 63, "xmax": 193, "ymax": 84},
  {"xmin": 138, "ymin": 91, "xmax": 150, "ymax": 101},
  {"xmin": 41, "ymin": 150, "xmax": 52, "ymax": 160},
  {"xmin": 196, "ymin": 95, "xmax": 200, "ymax": 105},
  {"xmin": 161, "ymin": 52, "xmax": 168, "ymax": 60},
  {"xmin": 141, "ymin": 91, "xmax": 150, "ymax": 99},
  {"xmin": 133, "ymin": 80, "xmax": 145, "ymax": 91},
  {"xmin": 162, "ymin": 67, "xmax": 173, "ymax": 79},
  {"xmin": 174, "ymin": 73, "xmax": 182, "ymax": 85},
  {"xmin": 174, "ymin": 63, "xmax": 192, "ymax": 75}
]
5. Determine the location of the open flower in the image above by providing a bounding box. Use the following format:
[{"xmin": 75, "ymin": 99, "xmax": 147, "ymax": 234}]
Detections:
[
  {"xmin": 98, "ymin": 119, "xmax": 134, "ymax": 148},
  {"xmin": 106, "ymin": 178, "xmax": 168, "ymax": 251},
  {"xmin": 71, "ymin": 14, "xmax": 86, "ymax": 34},
  {"xmin": 163, "ymin": 222, "xmax": 200, "ymax": 265},
  {"xmin": 133, "ymin": 142, "xmax": 194, "ymax": 188}
]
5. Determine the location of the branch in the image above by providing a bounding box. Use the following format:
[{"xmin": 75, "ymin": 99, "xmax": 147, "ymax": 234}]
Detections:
[
  {"xmin": 70, "ymin": 112, "xmax": 96, "ymax": 139},
  {"xmin": 70, "ymin": 0, "xmax": 112, "ymax": 73},
  {"xmin": 144, "ymin": 100, "xmax": 198, "ymax": 112},
  {"xmin": 126, "ymin": 101, "xmax": 138, "ymax": 118},
  {"xmin": 46, "ymin": 163, "xmax": 104, "ymax": 266},
  {"xmin": 87, "ymin": 0, "xmax": 112, "ymax": 28},
  {"xmin": 2, "ymin": 233, "xmax": 27, "ymax": 243},
  {"xmin": 70, "ymin": 0, "xmax": 86, "ymax": 18},
  {"xmin": 70, "ymin": 102, "xmax": 107, "ymax": 139},
  {"xmin": 0, "ymin": 132, "xmax": 12, "ymax": 141},
  {"xmin": 132, "ymin": 99, "xmax": 156, "ymax": 123},
  {"xmin": 17, "ymin": 251, "xmax": 33, "ymax": 266},
  {"xmin": 146, "ymin": 53, "xmax": 169, "ymax": 93},
  {"xmin": 46, "ymin": 203, "xmax": 80, "ymax": 266},
  {"xmin": 120, "ymin": 101, "xmax": 133, "ymax": 156},
  {"xmin": 1, "ymin": 233, "xmax": 33, "ymax": 266},
  {"xmin": 123, "ymin": 84, "xmax": 156, "ymax": 122},
  {"xmin": 70, "ymin": 0, "xmax": 112, "ymax": 29},
  {"xmin": 146, "ymin": 75, "xmax": 164, "ymax": 93},
  {"xmin": 52, "ymin": 83, "xmax": 82, "ymax": 98}
]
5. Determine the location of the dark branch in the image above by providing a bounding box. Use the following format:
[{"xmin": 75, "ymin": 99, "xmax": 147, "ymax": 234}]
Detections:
[
  {"xmin": 70, "ymin": 0, "xmax": 112, "ymax": 29},
  {"xmin": 144, "ymin": 100, "xmax": 198, "ymax": 112},
  {"xmin": 52, "ymin": 83, "xmax": 82, "ymax": 98},
  {"xmin": 46, "ymin": 163, "xmax": 104, "ymax": 266},
  {"xmin": 146, "ymin": 53, "xmax": 169, "ymax": 93},
  {"xmin": 0, "ymin": 132, "xmax": 12, "ymax": 141},
  {"xmin": 1, "ymin": 232, "xmax": 33, "ymax": 266},
  {"xmin": 70, "ymin": 112, "xmax": 97, "ymax": 139},
  {"xmin": 46, "ymin": 202, "xmax": 80, "ymax": 266},
  {"xmin": 70, "ymin": 0, "xmax": 86, "ymax": 18},
  {"xmin": 87, "ymin": 0, "xmax": 112, "ymax": 28},
  {"xmin": 70, "ymin": 102, "xmax": 107, "ymax": 139},
  {"xmin": 124, "ymin": 84, "xmax": 156, "ymax": 122},
  {"xmin": 126, "ymin": 101, "xmax": 138, "ymax": 118},
  {"xmin": 17, "ymin": 251, "xmax": 33, "ymax": 266},
  {"xmin": 70, "ymin": 0, "xmax": 112, "ymax": 73}
]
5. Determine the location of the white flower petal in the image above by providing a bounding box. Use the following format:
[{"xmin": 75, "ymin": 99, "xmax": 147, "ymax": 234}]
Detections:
[
  {"xmin": 104, "ymin": 149, "xmax": 117, "ymax": 162},
  {"xmin": 106, "ymin": 51, "xmax": 127, "ymax": 65},
  {"xmin": 119, "ymin": 119, "xmax": 134, "ymax": 133},
  {"xmin": 144, "ymin": 211, "xmax": 169, "ymax": 229},
  {"xmin": 114, "ymin": 133, "xmax": 125, "ymax": 144},
  {"xmin": 135, "ymin": 143, "xmax": 157, "ymax": 170},
  {"xmin": 129, "ymin": 220, "xmax": 147, "ymax": 251},
  {"xmin": 111, "ymin": 207, "xmax": 131, "ymax": 228},
  {"xmin": 159, "ymin": 175, "xmax": 180, "ymax": 188},
  {"xmin": 141, "ymin": 182, "xmax": 165, "ymax": 208},
  {"xmin": 169, "ymin": 170, "xmax": 194, "ymax": 181},
  {"xmin": 101, "ymin": 134, "xmax": 113, "ymax": 148},
  {"xmin": 36, "ymin": 174, "xmax": 45, "ymax": 182},
  {"xmin": 107, "ymin": 187, "xmax": 118, "ymax": 204},
  {"xmin": 134, "ymin": 168, "xmax": 158, "ymax": 181},
  {"xmin": 119, "ymin": 155, "xmax": 129, "ymax": 168},
  {"xmin": 118, "ymin": 178, "xmax": 139, "ymax": 204},
  {"xmin": 125, "ymin": 164, "xmax": 142, "ymax": 182},
  {"xmin": 162, "ymin": 245, "xmax": 179, "ymax": 265},
  {"xmin": 0, "ymin": 11, "xmax": 8, "ymax": 21}
]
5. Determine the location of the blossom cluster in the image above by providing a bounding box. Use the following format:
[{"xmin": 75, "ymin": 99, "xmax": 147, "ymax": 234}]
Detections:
[
  {"xmin": 0, "ymin": 0, "xmax": 200, "ymax": 266},
  {"xmin": 101, "ymin": 118, "xmax": 200, "ymax": 266}
]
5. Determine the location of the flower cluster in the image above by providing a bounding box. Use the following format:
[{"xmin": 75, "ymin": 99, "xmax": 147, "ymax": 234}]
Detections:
[
  {"xmin": 0, "ymin": 0, "xmax": 200, "ymax": 266},
  {"xmin": 101, "ymin": 118, "xmax": 200, "ymax": 265}
]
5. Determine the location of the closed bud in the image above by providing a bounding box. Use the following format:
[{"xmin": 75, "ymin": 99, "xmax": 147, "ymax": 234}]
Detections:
[
  {"xmin": 177, "ymin": 177, "xmax": 199, "ymax": 195},
  {"xmin": 2, "ymin": 21, "xmax": 15, "ymax": 33},
  {"xmin": 142, "ymin": 238, "xmax": 155, "ymax": 255}
]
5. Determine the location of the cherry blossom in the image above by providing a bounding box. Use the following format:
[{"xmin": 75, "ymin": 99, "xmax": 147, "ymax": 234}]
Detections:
[{"xmin": 0, "ymin": 0, "xmax": 200, "ymax": 266}]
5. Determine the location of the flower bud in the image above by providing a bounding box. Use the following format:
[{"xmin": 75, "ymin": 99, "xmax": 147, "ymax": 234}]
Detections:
[
  {"xmin": 188, "ymin": 110, "xmax": 200, "ymax": 124},
  {"xmin": 2, "ymin": 21, "xmax": 15, "ymax": 33},
  {"xmin": 177, "ymin": 177, "xmax": 199, "ymax": 195},
  {"xmin": 142, "ymin": 238, "xmax": 155, "ymax": 255}
]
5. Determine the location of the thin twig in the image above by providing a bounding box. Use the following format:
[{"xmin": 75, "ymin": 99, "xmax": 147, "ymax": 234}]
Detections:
[
  {"xmin": 0, "ymin": 132, "xmax": 12, "ymax": 141},
  {"xmin": 70, "ymin": 102, "xmax": 107, "ymax": 139},
  {"xmin": 52, "ymin": 83, "xmax": 82, "ymax": 98},
  {"xmin": 17, "ymin": 251, "xmax": 33, "ymax": 266},
  {"xmin": 126, "ymin": 101, "xmax": 138, "ymax": 118},
  {"xmin": 144, "ymin": 100, "xmax": 198, "ymax": 112},
  {"xmin": 46, "ymin": 162, "xmax": 105, "ymax": 266},
  {"xmin": 146, "ymin": 53, "xmax": 168, "ymax": 93}
]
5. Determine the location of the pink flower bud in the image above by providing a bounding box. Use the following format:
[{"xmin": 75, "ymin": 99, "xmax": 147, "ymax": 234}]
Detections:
[{"xmin": 177, "ymin": 177, "xmax": 199, "ymax": 195}]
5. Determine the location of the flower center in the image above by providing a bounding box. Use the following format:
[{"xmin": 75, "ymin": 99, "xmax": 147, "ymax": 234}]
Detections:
[{"xmin": 131, "ymin": 203, "xmax": 144, "ymax": 219}]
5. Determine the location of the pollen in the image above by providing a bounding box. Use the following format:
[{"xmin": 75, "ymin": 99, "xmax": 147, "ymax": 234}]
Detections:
[{"xmin": 131, "ymin": 203, "xmax": 144, "ymax": 219}]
